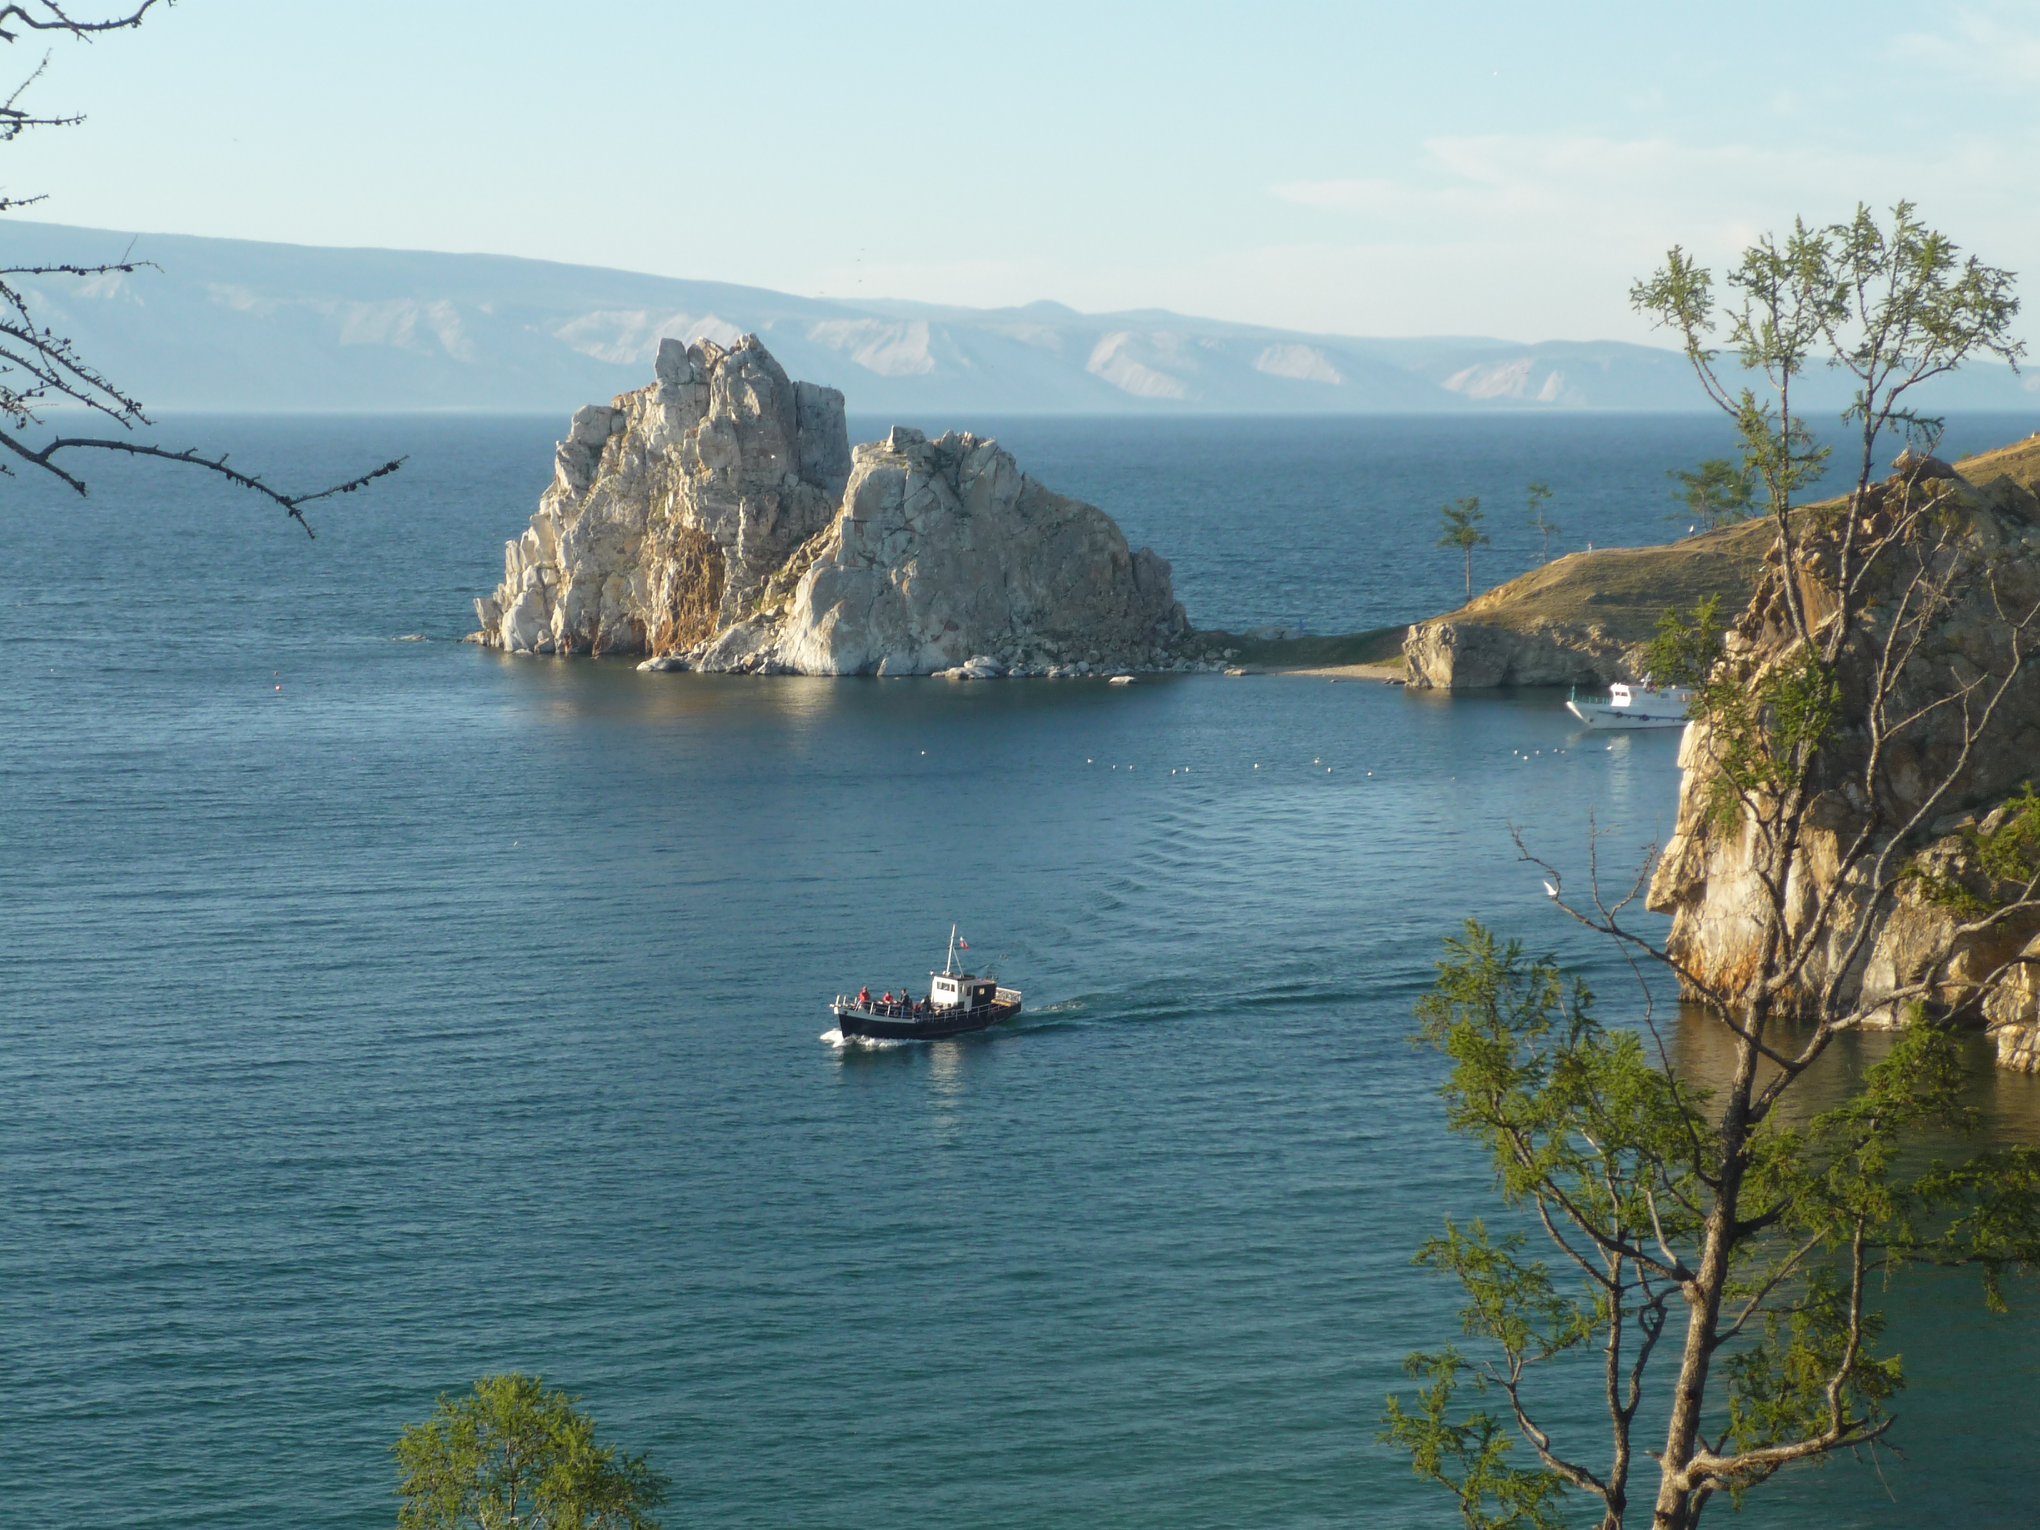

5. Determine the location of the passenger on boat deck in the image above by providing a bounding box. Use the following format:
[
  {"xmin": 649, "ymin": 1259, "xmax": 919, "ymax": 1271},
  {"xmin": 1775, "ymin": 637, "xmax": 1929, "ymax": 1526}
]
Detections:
[
  {"xmin": 881, "ymin": 992, "xmax": 893, "ymax": 1008},
  {"xmin": 857, "ymin": 986, "xmax": 871, "ymax": 1007}
]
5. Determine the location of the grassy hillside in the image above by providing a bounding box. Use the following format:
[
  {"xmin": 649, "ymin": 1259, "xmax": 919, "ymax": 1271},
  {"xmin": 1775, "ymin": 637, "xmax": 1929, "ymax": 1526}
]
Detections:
[{"xmin": 1416, "ymin": 432, "xmax": 2040, "ymax": 647}]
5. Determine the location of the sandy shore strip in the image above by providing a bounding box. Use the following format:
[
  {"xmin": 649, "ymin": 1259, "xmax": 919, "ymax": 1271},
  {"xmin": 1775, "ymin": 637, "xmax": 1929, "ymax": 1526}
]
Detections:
[{"xmin": 1265, "ymin": 659, "xmax": 1405, "ymax": 680}]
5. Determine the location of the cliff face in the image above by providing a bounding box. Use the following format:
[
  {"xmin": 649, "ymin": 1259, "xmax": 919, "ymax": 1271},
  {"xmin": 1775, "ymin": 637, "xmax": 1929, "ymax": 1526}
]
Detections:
[
  {"xmin": 475, "ymin": 335, "xmax": 851, "ymax": 656},
  {"xmin": 1402, "ymin": 616, "xmax": 1632, "ymax": 689},
  {"xmin": 1647, "ymin": 456, "xmax": 2040, "ymax": 1071},
  {"xmin": 760, "ymin": 426, "xmax": 1183, "ymax": 676},
  {"xmin": 476, "ymin": 336, "xmax": 1190, "ymax": 675}
]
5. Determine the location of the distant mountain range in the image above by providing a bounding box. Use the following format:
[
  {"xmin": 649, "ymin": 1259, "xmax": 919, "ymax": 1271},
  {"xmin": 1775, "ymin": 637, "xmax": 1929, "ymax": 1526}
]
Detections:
[{"xmin": 11, "ymin": 220, "xmax": 2037, "ymax": 417}]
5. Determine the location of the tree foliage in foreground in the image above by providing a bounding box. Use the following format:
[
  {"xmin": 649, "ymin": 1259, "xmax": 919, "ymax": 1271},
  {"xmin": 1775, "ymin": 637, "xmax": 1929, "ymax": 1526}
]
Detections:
[
  {"xmin": 394, "ymin": 1373, "xmax": 669, "ymax": 1530},
  {"xmin": 1387, "ymin": 204, "xmax": 2040, "ymax": 1530},
  {"xmin": 1386, "ymin": 926, "xmax": 2040, "ymax": 1530},
  {"xmin": 1, "ymin": 3, "xmax": 399, "ymax": 532}
]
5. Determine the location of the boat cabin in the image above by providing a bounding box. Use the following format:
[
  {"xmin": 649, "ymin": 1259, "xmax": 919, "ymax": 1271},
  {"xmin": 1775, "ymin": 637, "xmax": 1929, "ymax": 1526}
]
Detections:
[{"xmin": 929, "ymin": 972, "xmax": 997, "ymax": 1011}]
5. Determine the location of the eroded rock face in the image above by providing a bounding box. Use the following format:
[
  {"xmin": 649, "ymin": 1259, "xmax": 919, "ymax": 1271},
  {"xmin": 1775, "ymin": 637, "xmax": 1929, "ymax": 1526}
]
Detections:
[
  {"xmin": 476, "ymin": 339, "xmax": 1190, "ymax": 675},
  {"xmin": 1646, "ymin": 464, "xmax": 2040, "ymax": 1068},
  {"xmin": 758, "ymin": 426, "xmax": 1185, "ymax": 676},
  {"xmin": 474, "ymin": 335, "xmax": 850, "ymax": 656},
  {"xmin": 1403, "ymin": 617, "xmax": 1632, "ymax": 689}
]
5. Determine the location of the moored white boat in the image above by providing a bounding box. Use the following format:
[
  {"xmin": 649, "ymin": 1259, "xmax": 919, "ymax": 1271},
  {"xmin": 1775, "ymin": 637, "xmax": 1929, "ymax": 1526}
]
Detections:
[{"xmin": 1565, "ymin": 681, "xmax": 1692, "ymax": 730}]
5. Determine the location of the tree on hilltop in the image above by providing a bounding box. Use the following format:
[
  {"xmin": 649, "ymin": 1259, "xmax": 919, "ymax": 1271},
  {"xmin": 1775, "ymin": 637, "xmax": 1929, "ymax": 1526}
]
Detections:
[
  {"xmin": 1, "ymin": 3, "xmax": 399, "ymax": 533},
  {"xmin": 1668, "ymin": 458, "xmax": 1757, "ymax": 530},
  {"xmin": 394, "ymin": 1373, "xmax": 669, "ymax": 1530},
  {"xmin": 1439, "ymin": 495, "xmax": 1489, "ymax": 599},
  {"xmin": 1525, "ymin": 481, "xmax": 1558, "ymax": 563},
  {"xmin": 1386, "ymin": 203, "xmax": 2040, "ymax": 1530}
]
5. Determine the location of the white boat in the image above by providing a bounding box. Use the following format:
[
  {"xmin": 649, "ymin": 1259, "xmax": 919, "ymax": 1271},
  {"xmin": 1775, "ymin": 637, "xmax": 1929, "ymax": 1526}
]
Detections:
[{"xmin": 1565, "ymin": 680, "xmax": 1692, "ymax": 730}]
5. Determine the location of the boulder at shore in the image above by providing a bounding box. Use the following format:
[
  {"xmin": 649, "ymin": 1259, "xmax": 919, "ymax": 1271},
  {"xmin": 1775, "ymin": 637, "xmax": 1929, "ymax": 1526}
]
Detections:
[{"xmin": 474, "ymin": 336, "xmax": 1190, "ymax": 675}]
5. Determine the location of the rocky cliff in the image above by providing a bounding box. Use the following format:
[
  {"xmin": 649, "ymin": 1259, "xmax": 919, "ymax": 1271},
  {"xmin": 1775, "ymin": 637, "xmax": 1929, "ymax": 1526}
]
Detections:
[
  {"xmin": 475, "ymin": 336, "xmax": 1191, "ymax": 675},
  {"xmin": 1403, "ymin": 518, "xmax": 1775, "ymax": 689},
  {"xmin": 1647, "ymin": 444, "xmax": 2040, "ymax": 1072},
  {"xmin": 476, "ymin": 335, "xmax": 851, "ymax": 656}
]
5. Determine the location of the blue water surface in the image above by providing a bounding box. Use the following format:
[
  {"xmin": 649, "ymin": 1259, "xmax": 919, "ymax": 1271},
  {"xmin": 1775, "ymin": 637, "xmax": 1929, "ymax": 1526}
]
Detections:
[{"xmin": 3, "ymin": 412, "xmax": 2037, "ymax": 1527}]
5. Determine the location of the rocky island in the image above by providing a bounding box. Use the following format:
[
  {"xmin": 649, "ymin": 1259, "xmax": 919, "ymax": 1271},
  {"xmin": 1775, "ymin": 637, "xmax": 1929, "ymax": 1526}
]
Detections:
[{"xmin": 474, "ymin": 335, "xmax": 1195, "ymax": 677}]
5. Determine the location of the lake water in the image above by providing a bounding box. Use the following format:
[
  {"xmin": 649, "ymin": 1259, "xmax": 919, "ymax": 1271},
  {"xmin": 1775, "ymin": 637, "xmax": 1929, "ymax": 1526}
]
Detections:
[{"xmin": 4, "ymin": 411, "xmax": 2038, "ymax": 1527}]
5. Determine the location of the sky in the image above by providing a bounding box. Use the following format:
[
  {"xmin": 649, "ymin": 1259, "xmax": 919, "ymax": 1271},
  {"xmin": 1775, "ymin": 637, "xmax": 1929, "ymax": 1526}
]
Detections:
[{"xmin": 9, "ymin": 0, "xmax": 2040, "ymax": 345}]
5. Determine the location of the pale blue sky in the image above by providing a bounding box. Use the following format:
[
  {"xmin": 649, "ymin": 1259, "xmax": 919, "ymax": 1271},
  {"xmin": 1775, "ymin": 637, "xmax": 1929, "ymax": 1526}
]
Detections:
[{"xmin": 12, "ymin": 0, "xmax": 2039, "ymax": 343}]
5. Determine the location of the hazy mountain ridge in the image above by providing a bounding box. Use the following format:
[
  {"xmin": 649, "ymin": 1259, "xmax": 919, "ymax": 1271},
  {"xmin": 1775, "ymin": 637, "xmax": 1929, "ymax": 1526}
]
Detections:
[{"xmin": 11, "ymin": 221, "xmax": 2035, "ymax": 416}]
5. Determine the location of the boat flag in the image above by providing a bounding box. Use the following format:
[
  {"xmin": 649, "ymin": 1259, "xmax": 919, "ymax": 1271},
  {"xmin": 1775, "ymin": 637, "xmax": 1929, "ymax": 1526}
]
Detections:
[{"xmin": 957, "ymin": 936, "xmax": 970, "ymax": 950}]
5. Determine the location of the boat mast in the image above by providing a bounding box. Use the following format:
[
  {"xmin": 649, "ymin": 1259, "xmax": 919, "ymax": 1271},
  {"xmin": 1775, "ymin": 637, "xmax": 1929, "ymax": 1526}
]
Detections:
[{"xmin": 946, "ymin": 923, "xmax": 958, "ymax": 976}]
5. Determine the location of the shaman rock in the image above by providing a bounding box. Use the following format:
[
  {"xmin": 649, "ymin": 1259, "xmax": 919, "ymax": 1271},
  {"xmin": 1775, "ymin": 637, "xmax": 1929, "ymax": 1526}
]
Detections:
[
  {"xmin": 475, "ymin": 340, "xmax": 1189, "ymax": 675},
  {"xmin": 474, "ymin": 335, "xmax": 850, "ymax": 656}
]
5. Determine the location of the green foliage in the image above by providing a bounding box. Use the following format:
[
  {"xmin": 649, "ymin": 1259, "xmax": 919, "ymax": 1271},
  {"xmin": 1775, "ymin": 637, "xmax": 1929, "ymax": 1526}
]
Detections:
[
  {"xmin": 1976, "ymin": 784, "xmax": 2040, "ymax": 886},
  {"xmin": 1692, "ymin": 647, "xmax": 1841, "ymax": 829},
  {"xmin": 1632, "ymin": 203, "xmax": 2021, "ymax": 564},
  {"xmin": 1642, "ymin": 596, "xmax": 1843, "ymax": 831},
  {"xmin": 1395, "ymin": 205, "xmax": 2038, "ymax": 1530},
  {"xmin": 1395, "ymin": 927, "xmax": 2040, "ymax": 1523},
  {"xmin": 1413, "ymin": 925, "xmax": 1710, "ymax": 1215},
  {"xmin": 1901, "ymin": 784, "xmax": 2040, "ymax": 918},
  {"xmin": 1821, "ymin": 203, "xmax": 2023, "ymax": 444},
  {"xmin": 1668, "ymin": 460, "xmax": 1757, "ymax": 528},
  {"xmin": 1901, "ymin": 864, "xmax": 1991, "ymax": 919},
  {"xmin": 1440, "ymin": 496, "xmax": 1490, "ymax": 598},
  {"xmin": 1387, "ymin": 924, "xmax": 1715, "ymax": 1523},
  {"xmin": 1641, "ymin": 595, "xmax": 1725, "ymax": 688},
  {"xmin": 1526, "ymin": 482, "xmax": 1558, "ymax": 564},
  {"xmin": 1382, "ymin": 1349, "xmax": 1569, "ymax": 1530},
  {"xmin": 394, "ymin": 1374, "xmax": 668, "ymax": 1530}
]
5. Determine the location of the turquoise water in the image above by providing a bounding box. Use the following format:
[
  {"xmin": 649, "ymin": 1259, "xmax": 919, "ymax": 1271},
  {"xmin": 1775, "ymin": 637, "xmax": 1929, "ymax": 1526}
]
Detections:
[{"xmin": 4, "ymin": 414, "xmax": 2037, "ymax": 1526}]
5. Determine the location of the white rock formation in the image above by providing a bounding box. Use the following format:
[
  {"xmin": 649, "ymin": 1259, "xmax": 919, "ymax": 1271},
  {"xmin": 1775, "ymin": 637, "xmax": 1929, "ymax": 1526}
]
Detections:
[
  {"xmin": 474, "ymin": 334, "xmax": 850, "ymax": 656},
  {"xmin": 476, "ymin": 337, "xmax": 1190, "ymax": 675},
  {"xmin": 758, "ymin": 426, "xmax": 1184, "ymax": 676}
]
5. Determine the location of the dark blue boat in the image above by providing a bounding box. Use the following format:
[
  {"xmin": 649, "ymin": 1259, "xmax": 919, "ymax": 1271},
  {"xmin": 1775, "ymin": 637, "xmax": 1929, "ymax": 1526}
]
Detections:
[{"xmin": 831, "ymin": 926, "xmax": 1022, "ymax": 1041}]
